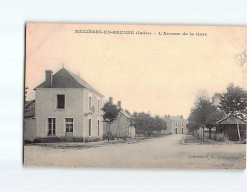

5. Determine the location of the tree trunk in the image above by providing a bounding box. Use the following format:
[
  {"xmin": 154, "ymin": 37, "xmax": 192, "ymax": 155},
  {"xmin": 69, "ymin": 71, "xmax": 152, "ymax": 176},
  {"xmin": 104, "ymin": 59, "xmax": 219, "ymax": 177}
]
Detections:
[
  {"xmin": 209, "ymin": 127, "xmax": 212, "ymax": 139},
  {"xmin": 108, "ymin": 122, "xmax": 111, "ymax": 142},
  {"xmin": 202, "ymin": 126, "xmax": 205, "ymax": 142}
]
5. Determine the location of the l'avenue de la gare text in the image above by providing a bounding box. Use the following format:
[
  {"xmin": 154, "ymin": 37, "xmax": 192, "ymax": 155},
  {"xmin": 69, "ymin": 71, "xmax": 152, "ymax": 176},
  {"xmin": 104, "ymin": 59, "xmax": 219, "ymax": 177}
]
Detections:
[{"xmin": 74, "ymin": 29, "xmax": 207, "ymax": 36}]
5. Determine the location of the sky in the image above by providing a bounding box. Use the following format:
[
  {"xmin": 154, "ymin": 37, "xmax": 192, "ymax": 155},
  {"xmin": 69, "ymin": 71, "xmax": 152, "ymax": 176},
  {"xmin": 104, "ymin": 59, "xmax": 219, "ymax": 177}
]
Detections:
[{"xmin": 25, "ymin": 23, "xmax": 247, "ymax": 118}]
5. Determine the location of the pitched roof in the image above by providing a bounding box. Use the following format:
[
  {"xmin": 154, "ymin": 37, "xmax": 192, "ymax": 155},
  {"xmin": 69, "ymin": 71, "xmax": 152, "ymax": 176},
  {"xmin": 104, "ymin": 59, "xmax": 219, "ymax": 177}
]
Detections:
[
  {"xmin": 163, "ymin": 115, "xmax": 186, "ymax": 121},
  {"xmin": 217, "ymin": 114, "xmax": 246, "ymax": 124},
  {"xmin": 35, "ymin": 68, "xmax": 103, "ymax": 96},
  {"xmin": 120, "ymin": 109, "xmax": 131, "ymax": 119}
]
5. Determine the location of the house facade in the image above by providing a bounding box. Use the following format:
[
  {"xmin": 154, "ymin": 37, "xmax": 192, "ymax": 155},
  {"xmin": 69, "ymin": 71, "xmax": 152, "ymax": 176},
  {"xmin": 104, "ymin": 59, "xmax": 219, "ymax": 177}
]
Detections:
[
  {"xmin": 31, "ymin": 67, "xmax": 104, "ymax": 142},
  {"xmin": 103, "ymin": 97, "xmax": 135, "ymax": 138},
  {"xmin": 163, "ymin": 115, "xmax": 188, "ymax": 134}
]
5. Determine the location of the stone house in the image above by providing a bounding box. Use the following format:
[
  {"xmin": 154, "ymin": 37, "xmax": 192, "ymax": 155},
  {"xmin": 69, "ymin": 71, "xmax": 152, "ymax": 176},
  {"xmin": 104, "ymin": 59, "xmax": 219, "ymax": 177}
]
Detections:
[
  {"xmin": 163, "ymin": 115, "xmax": 188, "ymax": 134},
  {"xmin": 103, "ymin": 97, "xmax": 135, "ymax": 139},
  {"xmin": 24, "ymin": 67, "xmax": 104, "ymax": 142}
]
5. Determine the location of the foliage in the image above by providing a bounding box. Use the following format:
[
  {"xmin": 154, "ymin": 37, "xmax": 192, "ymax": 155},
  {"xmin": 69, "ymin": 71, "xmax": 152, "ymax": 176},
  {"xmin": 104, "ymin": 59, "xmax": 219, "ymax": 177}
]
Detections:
[
  {"xmin": 102, "ymin": 102, "xmax": 121, "ymax": 123},
  {"xmin": 219, "ymin": 83, "xmax": 247, "ymax": 120},
  {"xmin": 187, "ymin": 93, "xmax": 225, "ymax": 141},
  {"xmin": 133, "ymin": 112, "xmax": 167, "ymax": 136},
  {"xmin": 188, "ymin": 95, "xmax": 219, "ymax": 128}
]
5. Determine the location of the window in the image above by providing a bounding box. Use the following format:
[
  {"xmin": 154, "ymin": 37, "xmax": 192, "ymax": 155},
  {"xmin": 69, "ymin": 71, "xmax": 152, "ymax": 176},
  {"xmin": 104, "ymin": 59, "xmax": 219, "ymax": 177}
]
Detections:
[
  {"xmin": 65, "ymin": 118, "xmax": 73, "ymax": 132},
  {"xmin": 89, "ymin": 119, "xmax": 92, "ymax": 136},
  {"xmin": 97, "ymin": 99, "xmax": 100, "ymax": 113},
  {"xmin": 48, "ymin": 118, "xmax": 56, "ymax": 135},
  {"xmin": 57, "ymin": 95, "xmax": 65, "ymax": 109},
  {"xmin": 182, "ymin": 122, "xmax": 184, "ymax": 126},
  {"xmin": 89, "ymin": 96, "xmax": 92, "ymax": 110},
  {"xmin": 97, "ymin": 119, "xmax": 100, "ymax": 135}
]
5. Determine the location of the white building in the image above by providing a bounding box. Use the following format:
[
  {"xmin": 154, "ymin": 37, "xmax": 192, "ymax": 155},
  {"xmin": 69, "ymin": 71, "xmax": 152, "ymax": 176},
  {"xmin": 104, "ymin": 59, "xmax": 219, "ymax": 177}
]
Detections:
[
  {"xmin": 163, "ymin": 115, "xmax": 188, "ymax": 134},
  {"xmin": 28, "ymin": 67, "xmax": 104, "ymax": 142}
]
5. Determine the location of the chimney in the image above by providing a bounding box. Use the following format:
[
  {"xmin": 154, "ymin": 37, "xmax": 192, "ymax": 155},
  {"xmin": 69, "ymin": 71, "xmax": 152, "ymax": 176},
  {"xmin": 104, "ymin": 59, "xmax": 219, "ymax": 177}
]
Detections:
[
  {"xmin": 45, "ymin": 70, "xmax": 53, "ymax": 86},
  {"xmin": 109, "ymin": 97, "xmax": 113, "ymax": 104},
  {"xmin": 117, "ymin": 101, "xmax": 121, "ymax": 108},
  {"xmin": 181, "ymin": 115, "xmax": 183, "ymax": 118},
  {"xmin": 168, "ymin": 115, "xmax": 170, "ymax": 118}
]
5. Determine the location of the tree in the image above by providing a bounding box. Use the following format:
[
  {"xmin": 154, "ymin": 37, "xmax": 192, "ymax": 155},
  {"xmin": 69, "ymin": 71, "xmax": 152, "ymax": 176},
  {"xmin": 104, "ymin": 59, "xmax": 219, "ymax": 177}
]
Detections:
[
  {"xmin": 102, "ymin": 102, "xmax": 121, "ymax": 141},
  {"xmin": 133, "ymin": 112, "xmax": 153, "ymax": 137},
  {"xmin": 219, "ymin": 83, "xmax": 247, "ymax": 120},
  {"xmin": 205, "ymin": 109, "xmax": 225, "ymax": 137},
  {"xmin": 132, "ymin": 112, "xmax": 167, "ymax": 137},
  {"xmin": 154, "ymin": 115, "xmax": 167, "ymax": 132},
  {"xmin": 188, "ymin": 94, "xmax": 221, "ymax": 141}
]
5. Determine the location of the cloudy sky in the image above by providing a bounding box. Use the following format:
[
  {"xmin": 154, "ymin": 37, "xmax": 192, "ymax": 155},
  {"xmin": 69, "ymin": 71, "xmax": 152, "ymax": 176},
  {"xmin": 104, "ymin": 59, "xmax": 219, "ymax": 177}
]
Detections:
[{"xmin": 25, "ymin": 23, "xmax": 247, "ymax": 118}]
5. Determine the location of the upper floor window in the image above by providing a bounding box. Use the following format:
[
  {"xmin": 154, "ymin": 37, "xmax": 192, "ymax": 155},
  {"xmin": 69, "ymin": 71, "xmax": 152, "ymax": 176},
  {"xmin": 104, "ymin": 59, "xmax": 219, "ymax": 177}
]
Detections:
[
  {"xmin": 57, "ymin": 95, "xmax": 65, "ymax": 109},
  {"xmin": 89, "ymin": 96, "xmax": 92, "ymax": 110},
  {"xmin": 97, "ymin": 99, "xmax": 100, "ymax": 113}
]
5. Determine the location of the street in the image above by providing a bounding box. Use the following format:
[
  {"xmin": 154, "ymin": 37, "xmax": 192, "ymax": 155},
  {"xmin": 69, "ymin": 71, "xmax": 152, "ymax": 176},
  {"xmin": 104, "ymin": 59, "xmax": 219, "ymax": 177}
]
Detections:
[{"xmin": 24, "ymin": 134, "xmax": 246, "ymax": 169}]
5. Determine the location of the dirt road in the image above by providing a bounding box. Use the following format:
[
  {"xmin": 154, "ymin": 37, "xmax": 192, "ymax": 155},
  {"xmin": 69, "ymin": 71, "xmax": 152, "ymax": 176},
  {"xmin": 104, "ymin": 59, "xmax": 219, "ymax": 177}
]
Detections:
[{"xmin": 24, "ymin": 134, "xmax": 246, "ymax": 169}]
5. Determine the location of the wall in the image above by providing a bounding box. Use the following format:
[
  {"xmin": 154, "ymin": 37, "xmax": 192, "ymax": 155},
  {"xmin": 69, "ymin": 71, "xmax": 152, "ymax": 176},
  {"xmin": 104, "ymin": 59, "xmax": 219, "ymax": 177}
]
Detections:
[
  {"xmin": 103, "ymin": 112, "xmax": 130, "ymax": 138},
  {"xmin": 172, "ymin": 120, "xmax": 187, "ymax": 134},
  {"xmin": 83, "ymin": 89, "xmax": 103, "ymax": 141},
  {"xmin": 35, "ymin": 88, "xmax": 84, "ymax": 140},
  {"xmin": 24, "ymin": 118, "xmax": 36, "ymax": 141},
  {"xmin": 163, "ymin": 118, "xmax": 172, "ymax": 134}
]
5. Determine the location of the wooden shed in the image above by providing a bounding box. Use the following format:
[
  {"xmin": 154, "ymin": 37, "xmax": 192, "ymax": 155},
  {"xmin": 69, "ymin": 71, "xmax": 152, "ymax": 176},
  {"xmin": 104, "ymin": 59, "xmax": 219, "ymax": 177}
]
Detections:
[{"xmin": 217, "ymin": 115, "xmax": 247, "ymax": 141}]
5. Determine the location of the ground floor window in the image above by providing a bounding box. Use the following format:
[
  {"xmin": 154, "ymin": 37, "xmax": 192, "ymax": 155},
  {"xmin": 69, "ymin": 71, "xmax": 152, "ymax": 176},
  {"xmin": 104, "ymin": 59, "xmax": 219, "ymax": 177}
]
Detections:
[
  {"xmin": 48, "ymin": 118, "xmax": 56, "ymax": 135},
  {"xmin": 65, "ymin": 118, "xmax": 73, "ymax": 132},
  {"xmin": 97, "ymin": 119, "xmax": 100, "ymax": 135},
  {"xmin": 89, "ymin": 119, "xmax": 92, "ymax": 136}
]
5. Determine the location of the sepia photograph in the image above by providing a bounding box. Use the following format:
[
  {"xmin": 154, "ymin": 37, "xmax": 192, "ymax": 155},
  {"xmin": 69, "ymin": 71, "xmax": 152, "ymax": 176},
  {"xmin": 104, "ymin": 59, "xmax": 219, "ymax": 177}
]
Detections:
[{"xmin": 24, "ymin": 23, "xmax": 247, "ymax": 169}]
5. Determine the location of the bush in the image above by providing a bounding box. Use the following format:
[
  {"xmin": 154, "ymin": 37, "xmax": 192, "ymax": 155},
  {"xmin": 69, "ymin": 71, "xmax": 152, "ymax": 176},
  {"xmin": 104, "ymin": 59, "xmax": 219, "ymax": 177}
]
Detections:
[{"xmin": 214, "ymin": 133, "xmax": 228, "ymax": 142}]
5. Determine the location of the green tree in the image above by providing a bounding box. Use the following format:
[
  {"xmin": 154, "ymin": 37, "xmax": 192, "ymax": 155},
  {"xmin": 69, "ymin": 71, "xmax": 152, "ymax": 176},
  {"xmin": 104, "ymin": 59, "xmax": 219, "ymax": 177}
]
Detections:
[
  {"xmin": 219, "ymin": 83, "xmax": 247, "ymax": 119},
  {"xmin": 102, "ymin": 102, "xmax": 121, "ymax": 141}
]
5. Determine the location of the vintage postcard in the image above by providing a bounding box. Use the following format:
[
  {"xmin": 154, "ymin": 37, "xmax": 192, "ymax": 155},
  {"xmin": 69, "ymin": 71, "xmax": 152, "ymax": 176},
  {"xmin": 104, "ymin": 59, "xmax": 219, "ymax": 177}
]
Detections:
[{"xmin": 24, "ymin": 23, "xmax": 247, "ymax": 169}]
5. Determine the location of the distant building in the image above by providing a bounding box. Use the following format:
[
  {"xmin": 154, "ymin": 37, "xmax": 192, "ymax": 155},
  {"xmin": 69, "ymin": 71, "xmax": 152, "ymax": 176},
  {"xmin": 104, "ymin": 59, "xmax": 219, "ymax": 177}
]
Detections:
[
  {"xmin": 163, "ymin": 115, "xmax": 188, "ymax": 134},
  {"xmin": 24, "ymin": 67, "xmax": 104, "ymax": 142},
  {"xmin": 103, "ymin": 97, "xmax": 135, "ymax": 138}
]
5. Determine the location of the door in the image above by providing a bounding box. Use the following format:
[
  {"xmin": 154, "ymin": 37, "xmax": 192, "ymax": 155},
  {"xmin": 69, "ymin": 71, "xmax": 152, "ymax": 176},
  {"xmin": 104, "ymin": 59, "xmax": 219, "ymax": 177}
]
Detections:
[{"xmin": 65, "ymin": 118, "xmax": 73, "ymax": 141}]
